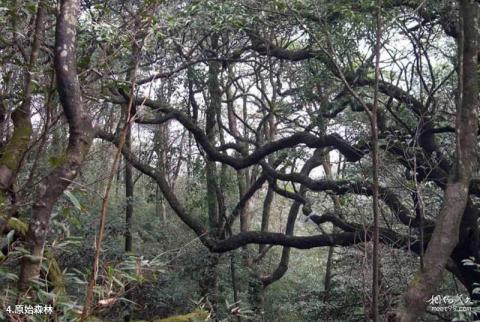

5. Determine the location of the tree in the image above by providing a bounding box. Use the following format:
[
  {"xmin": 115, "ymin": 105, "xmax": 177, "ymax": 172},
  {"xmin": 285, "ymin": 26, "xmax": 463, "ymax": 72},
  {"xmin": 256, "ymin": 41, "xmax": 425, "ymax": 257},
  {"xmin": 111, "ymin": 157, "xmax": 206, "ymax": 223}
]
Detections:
[
  {"xmin": 0, "ymin": 0, "xmax": 479, "ymax": 320},
  {"xmin": 19, "ymin": 0, "xmax": 94, "ymax": 290}
]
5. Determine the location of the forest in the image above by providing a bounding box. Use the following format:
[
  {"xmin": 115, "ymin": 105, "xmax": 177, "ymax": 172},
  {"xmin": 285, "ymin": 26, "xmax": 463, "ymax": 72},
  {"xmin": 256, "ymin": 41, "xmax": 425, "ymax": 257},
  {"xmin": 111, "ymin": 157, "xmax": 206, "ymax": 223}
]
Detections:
[{"xmin": 0, "ymin": 0, "xmax": 479, "ymax": 321}]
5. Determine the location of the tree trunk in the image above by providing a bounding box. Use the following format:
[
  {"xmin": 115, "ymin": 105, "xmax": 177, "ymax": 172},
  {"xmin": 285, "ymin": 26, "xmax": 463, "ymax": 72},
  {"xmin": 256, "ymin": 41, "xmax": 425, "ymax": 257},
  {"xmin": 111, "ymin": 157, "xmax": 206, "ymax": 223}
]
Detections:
[
  {"xmin": 394, "ymin": 1, "xmax": 479, "ymax": 320},
  {"xmin": 123, "ymin": 127, "xmax": 134, "ymax": 322},
  {"xmin": 321, "ymin": 152, "xmax": 342, "ymax": 299},
  {"xmin": 230, "ymin": 251, "xmax": 241, "ymax": 322},
  {"xmin": 125, "ymin": 129, "xmax": 133, "ymax": 254},
  {"xmin": 370, "ymin": 4, "xmax": 382, "ymax": 320},
  {"xmin": 0, "ymin": 0, "xmax": 44, "ymax": 233},
  {"xmin": 19, "ymin": 0, "xmax": 94, "ymax": 291},
  {"xmin": 200, "ymin": 34, "xmax": 222, "ymax": 315},
  {"xmin": 259, "ymin": 187, "xmax": 274, "ymax": 254}
]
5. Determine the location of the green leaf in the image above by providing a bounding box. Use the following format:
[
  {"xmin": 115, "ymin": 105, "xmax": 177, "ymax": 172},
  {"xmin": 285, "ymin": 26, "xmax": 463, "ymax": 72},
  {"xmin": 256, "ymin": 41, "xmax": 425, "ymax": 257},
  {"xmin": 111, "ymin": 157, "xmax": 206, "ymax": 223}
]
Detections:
[
  {"xmin": 7, "ymin": 217, "xmax": 28, "ymax": 236},
  {"xmin": 64, "ymin": 190, "xmax": 82, "ymax": 211},
  {"xmin": 6, "ymin": 229, "xmax": 15, "ymax": 244}
]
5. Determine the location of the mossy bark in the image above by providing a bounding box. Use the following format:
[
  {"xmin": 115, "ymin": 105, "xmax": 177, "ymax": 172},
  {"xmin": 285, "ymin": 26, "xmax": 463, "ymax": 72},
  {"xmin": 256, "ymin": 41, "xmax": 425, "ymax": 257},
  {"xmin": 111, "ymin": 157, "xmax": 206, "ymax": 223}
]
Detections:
[{"xmin": 19, "ymin": 0, "xmax": 94, "ymax": 291}]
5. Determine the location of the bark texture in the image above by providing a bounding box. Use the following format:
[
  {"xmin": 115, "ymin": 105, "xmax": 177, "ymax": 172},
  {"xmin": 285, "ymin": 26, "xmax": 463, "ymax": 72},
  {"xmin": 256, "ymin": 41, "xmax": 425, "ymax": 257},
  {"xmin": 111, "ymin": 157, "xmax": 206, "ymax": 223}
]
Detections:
[
  {"xmin": 19, "ymin": 0, "xmax": 94, "ymax": 290},
  {"xmin": 393, "ymin": 1, "xmax": 479, "ymax": 320}
]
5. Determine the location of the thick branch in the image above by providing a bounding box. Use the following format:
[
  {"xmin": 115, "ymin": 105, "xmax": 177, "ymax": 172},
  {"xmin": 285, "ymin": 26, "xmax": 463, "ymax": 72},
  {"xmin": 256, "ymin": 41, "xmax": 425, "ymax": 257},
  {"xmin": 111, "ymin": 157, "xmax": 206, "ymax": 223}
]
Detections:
[
  {"xmin": 132, "ymin": 100, "xmax": 365, "ymax": 167},
  {"xmin": 95, "ymin": 130, "xmax": 208, "ymax": 238},
  {"xmin": 261, "ymin": 163, "xmax": 429, "ymax": 228},
  {"xmin": 211, "ymin": 231, "xmax": 367, "ymax": 252}
]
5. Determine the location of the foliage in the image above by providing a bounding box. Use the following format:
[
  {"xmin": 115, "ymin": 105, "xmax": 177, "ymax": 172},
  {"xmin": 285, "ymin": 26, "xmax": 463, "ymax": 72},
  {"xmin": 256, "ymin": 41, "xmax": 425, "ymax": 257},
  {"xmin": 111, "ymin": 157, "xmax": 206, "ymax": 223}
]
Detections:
[{"xmin": 0, "ymin": 0, "xmax": 479, "ymax": 321}]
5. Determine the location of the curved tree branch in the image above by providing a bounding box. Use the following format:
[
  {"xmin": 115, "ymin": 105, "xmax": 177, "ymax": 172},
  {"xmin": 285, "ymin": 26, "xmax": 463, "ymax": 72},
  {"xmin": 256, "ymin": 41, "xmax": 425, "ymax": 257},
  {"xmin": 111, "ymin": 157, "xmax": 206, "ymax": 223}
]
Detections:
[{"xmin": 119, "ymin": 95, "xmax": 367, "ymax": 166}]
